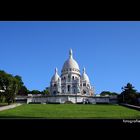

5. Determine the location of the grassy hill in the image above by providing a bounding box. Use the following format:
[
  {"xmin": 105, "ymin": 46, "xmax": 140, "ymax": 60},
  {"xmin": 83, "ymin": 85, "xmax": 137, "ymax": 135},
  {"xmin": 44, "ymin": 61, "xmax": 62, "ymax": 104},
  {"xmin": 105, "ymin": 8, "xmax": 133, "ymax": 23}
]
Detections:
[{"xmin": 0, "ymin": 104, "xmax": 140, "ymax": 119}]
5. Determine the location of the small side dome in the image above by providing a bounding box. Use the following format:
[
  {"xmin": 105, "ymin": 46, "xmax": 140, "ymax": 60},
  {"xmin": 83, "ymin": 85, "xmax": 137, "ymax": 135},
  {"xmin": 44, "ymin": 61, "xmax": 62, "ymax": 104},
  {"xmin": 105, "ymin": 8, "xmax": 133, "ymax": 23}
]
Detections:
[
  {"xmin": 81, "ymin": 68, "xmax": 90, "ymax": 82},
  {"xmin": 51, "ymin": 68, "xmax": 60, "ymax": 82}
]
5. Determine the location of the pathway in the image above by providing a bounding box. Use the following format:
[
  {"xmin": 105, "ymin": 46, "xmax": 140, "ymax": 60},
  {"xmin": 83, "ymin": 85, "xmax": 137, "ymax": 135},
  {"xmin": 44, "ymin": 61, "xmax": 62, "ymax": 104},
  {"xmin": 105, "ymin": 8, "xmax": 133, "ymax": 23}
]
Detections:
[{"xmin": 0, "ymin": 103, "xmax": 22, "ymax": 111}]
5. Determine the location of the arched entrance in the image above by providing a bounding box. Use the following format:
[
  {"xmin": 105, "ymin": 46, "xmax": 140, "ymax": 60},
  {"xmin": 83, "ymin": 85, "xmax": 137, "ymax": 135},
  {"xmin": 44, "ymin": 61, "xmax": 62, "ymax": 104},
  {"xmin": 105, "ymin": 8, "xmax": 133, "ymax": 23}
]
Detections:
[
  {"xmin": 83, "ymin": 90, "xmax": 86, "ymax": 94},
  {"xmin": 53, "ymin": 91, "xmax": 56, "ymax": 95}
]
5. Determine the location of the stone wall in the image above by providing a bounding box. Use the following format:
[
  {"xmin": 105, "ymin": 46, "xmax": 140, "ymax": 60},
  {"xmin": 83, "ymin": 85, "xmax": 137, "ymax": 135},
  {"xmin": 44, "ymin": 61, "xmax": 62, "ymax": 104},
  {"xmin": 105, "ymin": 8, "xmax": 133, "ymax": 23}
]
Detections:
[{"xmin": 26, "ymin": 95, "xmax": 115, "ymax": 104}]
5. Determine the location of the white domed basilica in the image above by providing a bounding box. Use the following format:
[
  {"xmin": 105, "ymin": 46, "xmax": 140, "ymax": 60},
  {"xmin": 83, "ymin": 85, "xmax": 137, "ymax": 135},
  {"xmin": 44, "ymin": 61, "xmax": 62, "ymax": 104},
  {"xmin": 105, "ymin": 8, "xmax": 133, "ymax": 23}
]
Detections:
[
  {"xmin": 27, "ymin": 50, "xmax": 117, "ymax": 104},
  {"xmin": 50, "ymin": 49, "xmax": 94, "ymax": 96},
  {"xmin": 26, "ymin": 49, "xmax": 118, "ymax": 104}
]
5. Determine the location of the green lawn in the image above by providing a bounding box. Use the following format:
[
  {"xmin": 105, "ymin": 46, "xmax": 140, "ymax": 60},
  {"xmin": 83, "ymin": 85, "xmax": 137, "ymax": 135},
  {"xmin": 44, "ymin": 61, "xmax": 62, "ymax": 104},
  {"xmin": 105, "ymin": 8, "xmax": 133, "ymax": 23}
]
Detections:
[{"xmin": 0, "ymin": 104, "xmax": 140, "ymax": 119}]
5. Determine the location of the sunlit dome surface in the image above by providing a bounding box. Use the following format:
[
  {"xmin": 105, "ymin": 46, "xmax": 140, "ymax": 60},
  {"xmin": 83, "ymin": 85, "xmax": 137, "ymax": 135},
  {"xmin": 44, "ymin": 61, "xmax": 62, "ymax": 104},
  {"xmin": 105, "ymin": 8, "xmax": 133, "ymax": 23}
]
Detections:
[{"xmin": 62, "ymin": 49, "xmax": 80, "ymax": 71}]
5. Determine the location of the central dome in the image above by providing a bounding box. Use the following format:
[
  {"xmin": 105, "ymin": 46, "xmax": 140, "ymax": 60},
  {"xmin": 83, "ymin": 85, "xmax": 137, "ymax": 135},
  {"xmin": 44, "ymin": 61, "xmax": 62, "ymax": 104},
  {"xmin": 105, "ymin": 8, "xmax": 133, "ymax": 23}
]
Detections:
[
  {"xmin": 61, "ymin": 49, "xmax": 80, "ymax": 74},
  {"xmin": 63, "ymin": 58, "xmax": 80, "ymax": 70}
]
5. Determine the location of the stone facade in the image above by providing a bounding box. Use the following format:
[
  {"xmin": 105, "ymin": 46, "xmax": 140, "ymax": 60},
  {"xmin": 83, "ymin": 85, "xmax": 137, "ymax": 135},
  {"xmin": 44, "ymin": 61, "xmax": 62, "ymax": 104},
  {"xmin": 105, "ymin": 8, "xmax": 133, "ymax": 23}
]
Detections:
[{"xmin": 26, "ymin": 95, "xmax": 117, "ymax": 104}]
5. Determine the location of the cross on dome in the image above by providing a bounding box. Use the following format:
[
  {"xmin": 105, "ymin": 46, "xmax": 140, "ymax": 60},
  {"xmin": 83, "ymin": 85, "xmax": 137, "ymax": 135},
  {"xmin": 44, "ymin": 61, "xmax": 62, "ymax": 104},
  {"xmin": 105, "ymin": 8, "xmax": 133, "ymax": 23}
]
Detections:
[
  {"xmin": 83, "ymin": 67, "xmax": 86, "ymax": 74},
  {"xmin": 69, "ymin": 49, "xmax": 73, "ymax": 59},
  {"xmin": 55, "ymin": 67, "xmax": 58, "ymax": 74}
]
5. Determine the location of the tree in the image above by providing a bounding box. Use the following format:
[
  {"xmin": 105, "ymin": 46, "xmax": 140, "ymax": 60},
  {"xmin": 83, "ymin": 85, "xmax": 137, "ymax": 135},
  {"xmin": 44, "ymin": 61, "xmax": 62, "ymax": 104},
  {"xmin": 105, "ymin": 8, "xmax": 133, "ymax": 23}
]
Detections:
[
  {"xmin": 0, "ymin": 70, "xmax": 28, "ymax": 104},
  {"xmin": 14, "ymin": 75, "xmax": 23, "ymax": 90},
  {"xmin": 0, "ymin": 70, "xmax": 8, "ymax": 102},
  {"xmin": 14, "ymin": 75, "xmax": 24, "ymax": 85},
  {"xmin": 118, "ymin": 83, "xmax": 138, "ymax": 105},
  {"xmin": 4, "ymin": 74, "xmax": 20, "ymax": 104},
  {"xmin": 42, "ymin": 87, "xmax": 50, "ymax": 95},
  {"xmin": 100, "ymin": 91, "xmax": 118, "ymax": 96},
  {"xmin": 0, "ymin": 71, "xmax": 14, "ymax": 104},
  {"xmin": 18, "ymin": 86, "xmax": 29, "ymax": 95},
  {"xmin": 29, "ymin": 90, "xmax": 41, "ymax": 94},
  {"xmin": 0, "ymin": 70, "xmax": 10, "ymax": 91}
]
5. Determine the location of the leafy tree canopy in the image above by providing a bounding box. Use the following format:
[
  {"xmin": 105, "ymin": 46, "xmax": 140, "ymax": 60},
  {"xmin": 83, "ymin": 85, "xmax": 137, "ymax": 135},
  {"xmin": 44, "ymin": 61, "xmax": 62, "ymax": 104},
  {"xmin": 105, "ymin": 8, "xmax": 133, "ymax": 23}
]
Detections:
[
  {"xmin": 118, "ymin": 83, "xmax": 139, "ymax": 105},
  {"xmin": 29, "ymin": 90, "xmax": 41, "ymax": 94},
  {"xmin": 0, "ymin": 70, "xmax": 28, "ymax": 104},
  {"xmin": 42, "ymin": 87, "xmax": 50, "ymax": 95},
  {"xmin": 100, "ymin": 91, "xmax": 118, "ymax": 96}
]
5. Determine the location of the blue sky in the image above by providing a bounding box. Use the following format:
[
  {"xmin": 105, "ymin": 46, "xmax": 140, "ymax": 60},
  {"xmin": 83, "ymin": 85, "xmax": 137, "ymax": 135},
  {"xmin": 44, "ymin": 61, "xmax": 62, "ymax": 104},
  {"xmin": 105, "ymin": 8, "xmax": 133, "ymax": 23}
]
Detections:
[{"xmin": 0, "ymin": 21, "xmax": 140, "ymax": 94}]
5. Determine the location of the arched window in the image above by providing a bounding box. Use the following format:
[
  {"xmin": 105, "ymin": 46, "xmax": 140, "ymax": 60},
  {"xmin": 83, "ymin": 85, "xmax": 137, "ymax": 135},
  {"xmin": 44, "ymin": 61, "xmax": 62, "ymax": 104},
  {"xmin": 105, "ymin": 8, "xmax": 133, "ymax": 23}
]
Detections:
[
  {"xmin": 72, "ymin": 76, "xmax": 74, "ymax": 80},
  {"xmin": 83, "ymin": 83, "xmax": 86, "ymax": 86},
  {"xmin": 68, "ymin": 75, "xmax": 71, "ymax": 82},
  {"xmin": 68, "ymin": 85, "xmax": 70, "ymax": 92}
]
